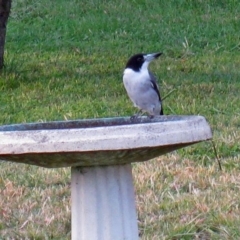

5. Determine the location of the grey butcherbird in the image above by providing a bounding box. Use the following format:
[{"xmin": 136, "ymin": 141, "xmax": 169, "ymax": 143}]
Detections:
[{"xmin": 123, "ymin": 52, "xmax": 163, "ymax": 117}]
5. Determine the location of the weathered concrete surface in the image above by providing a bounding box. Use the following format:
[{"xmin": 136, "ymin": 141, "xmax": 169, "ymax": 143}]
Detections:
[
  {"xmin": 0, "ymin": 115, "xmax": 212, "ymax": 168},
  {"xmin": 71, "ymin": 164, "xmax": 138, "ymax": 240}
]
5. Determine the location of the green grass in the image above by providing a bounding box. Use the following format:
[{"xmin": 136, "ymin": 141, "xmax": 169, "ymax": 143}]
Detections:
[{"xmin": 0, "ymin": 0, "xmax": 240, "ymax": 238}]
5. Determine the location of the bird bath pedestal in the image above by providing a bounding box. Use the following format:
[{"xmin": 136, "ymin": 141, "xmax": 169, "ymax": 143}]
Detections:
[{"xmin": 0, "ymin": 116, "xmax": 212, "ymax": 240}]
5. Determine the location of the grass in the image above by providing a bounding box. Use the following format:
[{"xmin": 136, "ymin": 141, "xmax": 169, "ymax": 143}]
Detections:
[{"xmin": 0, "ymin": 0, "xmax": 240, "ymax": 238}]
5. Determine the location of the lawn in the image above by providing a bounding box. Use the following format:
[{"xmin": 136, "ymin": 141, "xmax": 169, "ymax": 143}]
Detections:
[{"xmin": 0, "ymin": 0, "xmax": 240, "ymax": 239}]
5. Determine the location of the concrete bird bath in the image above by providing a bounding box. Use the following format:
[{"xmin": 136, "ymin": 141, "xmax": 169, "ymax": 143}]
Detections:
[{"xmin": 0, "ymin": 115, "xmax": 212, "ymax": 239}]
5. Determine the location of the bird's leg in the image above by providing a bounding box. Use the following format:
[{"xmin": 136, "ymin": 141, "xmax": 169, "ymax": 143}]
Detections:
[{"xmin": 130, "ymin": 109, "xmax": 142, "ymax": 120}]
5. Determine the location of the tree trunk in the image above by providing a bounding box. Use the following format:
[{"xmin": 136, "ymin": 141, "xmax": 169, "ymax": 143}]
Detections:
[{"xmin": 0, "ymin": 0, "xmax": 11, "ymax": 69}]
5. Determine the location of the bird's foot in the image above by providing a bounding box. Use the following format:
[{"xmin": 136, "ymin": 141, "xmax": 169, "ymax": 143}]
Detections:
[
  {"xmin": 130, "ymin": 109, "xmax": 143, "ymax": 120},
  {"xmin": 130, "ymin": 114, "xmax": 140, "ymax": 121},
  {"xmin": 148, "ymin": 115, "xmax": 154, "ymax": 119}
]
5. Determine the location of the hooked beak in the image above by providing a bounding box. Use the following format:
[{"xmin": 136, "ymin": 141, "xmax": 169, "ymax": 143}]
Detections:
[{"xmin": 144, "ymin": 52, "xmax": 162, "ymax": 62}]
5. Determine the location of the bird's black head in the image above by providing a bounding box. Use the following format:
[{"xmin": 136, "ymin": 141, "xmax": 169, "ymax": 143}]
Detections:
[
  {"xmin": 125, "ymin": 52, "xmax": 162, "ymax": 72},
  {"xmin": 125, "ymin": 53, "xmax": 145, "ymax": 72}
]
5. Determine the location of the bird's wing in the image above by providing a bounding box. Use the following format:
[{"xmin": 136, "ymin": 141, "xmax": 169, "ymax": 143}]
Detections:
[
  {"xmin": 149, "ymin": 71, "xmax": 161, "ymax": 101},
  {"xmin": 149, "ymin": 71, "xmax": 164, "ymax": 115}
]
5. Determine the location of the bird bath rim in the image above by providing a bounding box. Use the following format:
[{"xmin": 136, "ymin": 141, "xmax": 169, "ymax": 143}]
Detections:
[
  {"xmin": 0, "ymin": 115, "xmax": 212, "ymax": 168},
  {"xmin": 0, "ymin": 115, "xmax": 201, "ymax": 131}
]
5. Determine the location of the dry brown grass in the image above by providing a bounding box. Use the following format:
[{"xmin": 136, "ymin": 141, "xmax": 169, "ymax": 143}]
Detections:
[
  {"xmin": 0, "ymin": 165, "xmax": 71, "ymax": 239},
  {"xmin": 134, "ymin": 153, "xmax": 240, "ymax": 240},
  {"xmin": 1, "ymin": 150, "xmax": 240, "ymax": 239}
]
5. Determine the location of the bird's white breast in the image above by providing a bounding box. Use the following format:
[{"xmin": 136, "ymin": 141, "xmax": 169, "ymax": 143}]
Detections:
[
  {"xmin": 123, "ymin": 68, "xmax": 152, "ymax": 104},
  {"xmin": 123, "ymin": 68, "xmax": 150, "ymax": 92},
  {"xmin": 123, "ymin": 67, "xmax": 160, "ymax": 115}
]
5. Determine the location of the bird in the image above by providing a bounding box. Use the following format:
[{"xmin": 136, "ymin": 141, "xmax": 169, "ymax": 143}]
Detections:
[{"xmin": 123, "ymin": 52, "xmax": 163, "ymax": 118}]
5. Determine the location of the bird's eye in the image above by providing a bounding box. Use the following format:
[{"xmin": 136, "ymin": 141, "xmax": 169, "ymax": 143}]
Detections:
[{"xmin": 137, "ymin": 57, "xmax": 143, "ymax": 62}]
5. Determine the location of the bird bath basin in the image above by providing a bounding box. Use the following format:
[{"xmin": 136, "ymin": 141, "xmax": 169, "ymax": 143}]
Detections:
[{"xmin": 0, "ymin": 115, "xmax": 212, "ymax": 240}]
